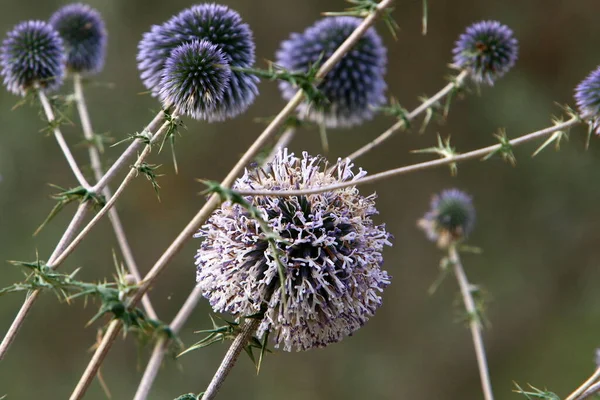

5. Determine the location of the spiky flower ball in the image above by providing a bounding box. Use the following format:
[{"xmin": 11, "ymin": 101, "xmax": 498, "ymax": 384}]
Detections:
[
  {"xmin": 418, "ymin": 189, "xmax": 476, "ymax": 248},
  {"xmin": 575, "ymin": 66, "xmax": 600, "ymax": 135},
  {"xmin": 195, "ymin": 149, "xmax": 392, "ymax": 351},
  {"xmin": 1, "ymin": 20, "xmax": 65, "ymax": 96},
  {"xmin": 452, "ymin": 20, "xmax": 518, "ymax": 86},
  {"xmin": 137, "ymin": 4, "xmax": 258, "ymax": 121},
  {"xmin": 276, "ymin": 16, "xmax": 387, "ymax": 128},
  {"xmin": 49, "ymin": 3, "xmax": 107, "ymax": 74},
  {"xmin": 158, "ymin": 40, "xmax": 231, "ymax": 120}
]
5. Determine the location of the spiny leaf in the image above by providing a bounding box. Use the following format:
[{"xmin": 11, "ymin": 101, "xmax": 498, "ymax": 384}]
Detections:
[
  {"xmin": 412, "ymin": 134, "xmax": 459, "ymax": 175},
  {"xmin": 134, "ymin": 162, "xmax": 163, "ymax": 201},
  {"xmin": 378, "ymin": 97, "xmax": 411, "ymax": 130},
  {"xmin": 482, "ymin": 128, "xmax": 517, "ymax": 165},
  {"xmin": 513, "ymin": 382, "xmax": 560, "ymax": 400},
  {"xmin": 323, "ymin": 0, "xmax": 399, "ymax": 39}
]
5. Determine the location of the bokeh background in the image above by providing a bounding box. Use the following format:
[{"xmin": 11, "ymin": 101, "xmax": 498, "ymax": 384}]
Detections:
[{"xmin": 1, "ymin": 0, "xmax": 600, "ymax": 399}]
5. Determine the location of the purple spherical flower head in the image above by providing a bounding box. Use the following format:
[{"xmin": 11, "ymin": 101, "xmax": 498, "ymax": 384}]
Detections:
[
  {"xmin": 195, "ymin": 149, "xmax": 392, "ymax": 351},
  {"xmin": 575, "ymin": 66, "xmax": 600, "ymax": 135},
  {"xmin": 49, "ymin": 3, "xmax": 107, "ymax": 74},
  {"xmin": 453, "ymin": 20, "xmax": 518, "ymax": 86},
  {"xmin": 1, "ymin": 20, "xmax": 66, "ymax": 96},
  {"xmin": 276, "ymin": 16, "xmax": 387, "ymax": 128},
  {"xmin": 137, "ymin": 4, "xmax": 258, "ymax": 121},
  {"xmin": 158, "ymin": 40, "xmax": 231, "ymax": 120},
  {"xmin": 418, "ymin": 188, "xmax": 475, "ymax": 248}
]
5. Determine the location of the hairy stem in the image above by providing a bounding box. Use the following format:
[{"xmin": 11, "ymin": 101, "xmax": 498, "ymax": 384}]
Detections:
[
  {"xmin": 202, "ymin": 319, "xmax": 261, "ymax": 400},
  {"xmin": 565, "ymin": 367, "xmax": 600, "ymax": 400},
  {"xmin": 235, "ymin": 117, "xmax": 581, "ymax": 197},
  {"xmin": 345, "ymin": 70, "xmax": 469, "ymax": 161},
  {"xmin": 73, "ymin": 2, "xmax": 396, "ymax": 398},
  {"xmin": 449, "ymin": 245, "xmax": 494, "ymax": 400},
  {"xmin": 38, "ymin": 90, "xmax": 91, "ymax": 190},
  {"xmin": 73, "ymin": 73, "xmax": 157, "ymax": 319}
]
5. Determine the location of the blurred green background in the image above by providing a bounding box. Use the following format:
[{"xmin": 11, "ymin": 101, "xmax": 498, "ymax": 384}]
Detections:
[{"xmin": 1, "ymin": 0, "xmax": 600, "ymax": 399}]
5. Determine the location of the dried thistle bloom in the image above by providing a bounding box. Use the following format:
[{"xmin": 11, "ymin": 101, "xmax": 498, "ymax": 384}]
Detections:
[
  {"xmin": 275, "ymin": 16, "xmax": 387, "ymax": 128},
  {"xmin": 418, "ymin": 189, "xmax": 475, "ymax": 248},
  {"xmin": 452, "ymin": 20, "xmax": 518, "ymax": 86},
  {"xmin": 158, "ymin": 40, "xmax": 231, "ymax": 120},
  {"xmin": 195, "ymin": 150, "xmax": 391, "ymax": 351},
  {"xmin": 575, "ymin": 66, "xmax": 600, "ymax": 135},
  {"xmin": 137, "ymin": 4, "xmax": 258, "ymax": 121},
  {"xmin": 49, "ymin": 3, "xmax": 107, "ymax": 74},
  {"xmin": 1, "ymin": 20, "xmax": 65, "ymax": 96}
]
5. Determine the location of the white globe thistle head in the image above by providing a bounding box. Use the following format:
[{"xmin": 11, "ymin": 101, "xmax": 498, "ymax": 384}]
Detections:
[{"xmin": 195, "ymin": 149, "xmax": 392, "ymax": 351}]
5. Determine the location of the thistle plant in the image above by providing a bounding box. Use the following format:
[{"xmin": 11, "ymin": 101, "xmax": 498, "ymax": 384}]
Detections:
[{"xmin": 2, "ymin": 1, "xmax": 600, "ymax": 400}]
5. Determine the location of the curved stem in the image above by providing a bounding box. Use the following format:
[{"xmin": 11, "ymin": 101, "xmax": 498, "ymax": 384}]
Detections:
[
  {"xmin": 202, "ymin": 319, "xmax": 260, "ymax": 400},
  {"xmin": 236, "ymin": 117, "xmax": 581, "ymax": 197},
  {"xmin": 345, "ymin": 70, "xmax": 469, "ymax": 161},
  {"xmin": 449, "ymin": 245, "xmax": 494, "ymax": 400},
  {"xmin": 74, "ymin": 3, "xmax": 396, "ymax": 398},
  {"xmin": 38, "ymin": 90, "xmax": 91, "ymax": 191},
  {"xmin": 565, "ymin": 368, "xmax": 600, "ymax": 400},
  {"xmin": 73, "ymin": 74, "xmax": 157, "ymax": 319},
  {"xmin": 575, "ymin": 378, "xmax": 600, "ymax": 400}
]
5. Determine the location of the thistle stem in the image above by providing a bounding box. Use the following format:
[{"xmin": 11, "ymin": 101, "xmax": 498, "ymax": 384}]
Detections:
[
  {"xmin": 73, "ymin": 73, "xmax": 157, "ymax": 319},
  {"xmin": 0, "ymin": 113, "xmax": 165, "ymax": 360},
  {"xmin": 449, "ymin": 245, "xmax": 494, "ymax": 400},
  {"xmin": 38, "ymin": 90, "xmax": 92, "ymax": 191},
  {"xmin": 73, "ymin": 2, "xmax": 396, "ymax": 398},
  {"xmin": 345, "ymin": 70, "xmax": 469, "ymax": 162},
  {"xmin": 565, "ymin": 367, "xmax": 600, "ymax": 400},
  {"xmin": 576, "ymin": 379, "xmax": 600, "ymax": 400},
  {"xmin": 235, "ymin": 117, "xmax": 581, "ymax": 197},
  {"xmin": 202, "ymin": 319, "xmax": 261, "ymax": 400}
]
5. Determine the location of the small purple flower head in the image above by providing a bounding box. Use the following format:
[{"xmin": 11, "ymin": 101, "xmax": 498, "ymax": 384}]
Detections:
[
  {"xmin": 1, "ymin": 20, "xmax": 66, "ymax": 96},
  {"xmin": 452, "ymin": 20, "xmax": 518, "ymax": 86},
  {"xmin": 49, "ymin": 3, "xmax": 107, "ymax": 74},
  {"xmin": 418, "ymin": 189, "xmax": 476, "ymax": 248},
  {"xmin": 158, "ymin": 40, "xmax": 231, "ymax": 120},
  {"xmin": 137, "ymin": 4, "xmax": 258, "ymax": 121},
  {"xmin": 276, "ymin": 16, "xmax": 387, "ymax": 128},
  {"xmin": 195, "ymin": 149, "xmax": 392, "ymax": 351},
  {"xmin": 575, "ymin": 66, "xmax": 600, "ymax": 134}
]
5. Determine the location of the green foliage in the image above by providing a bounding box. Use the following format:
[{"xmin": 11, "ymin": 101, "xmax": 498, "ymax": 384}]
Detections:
[
  {"xmin": 134, "ymin": 162, "xmax": 163, "ymax": 201},
  {"xmin": 323, "ymin": 0, "xmax": 400, "ymax": 39},
  {"xmin": 35, "ymin": 184, "xmax": 105, "ymax": 236},
  {"xmin": 412, "ymin": 135, "xmax": 459, "ymax": 175},
  {"xmin": 233, "ymin": 59, "xmax": 328, "ymax": 108},
  {"xmin": 179, "ymin": 315, "xmax": 271, "ymax": 373},
  {"xmin": 482, "ymin": 128, "xmax": 517, "ymax": 165},
  {"xmin": 513, "ymin": 383, "xmax": 560, "ymax": 400}
]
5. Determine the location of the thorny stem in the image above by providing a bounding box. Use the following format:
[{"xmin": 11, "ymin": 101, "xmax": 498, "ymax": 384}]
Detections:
[
  {"xmin": 73, "ymin": 2, "xmax": 397, "ymax": 398},
  {"xmin": 235, "ymin": 117, "xmax": 581, "ymax": 197},
  {"xmin": 0, "ymin": 113, "xmax": 165, "ymax": 360},
  {"xmin": 38, "ymin": 90, "xmax": 92, "ymax": 191},
  {"xmin": 449, "ymin": 245, "xmax": 494, "ymax": 400},
  {"xmin": 345, "ymin": 70, "xmax": 469, "ymax": 161},
  {"xmin": 73, "ymin": 73, "xmax": 157, "ymax": 319},
  {"xmin": 51, "ymin": 117, "xmax": 176, "ymax": 269},
  {"xmin": 133, "ymin": 286, "xmax": 203, "ymax": 400},
  {"xmin": 565, "ymin": 367, "xmax": 600, "ymax": 400},
  {"xmin": 202, "ymin": 319, "xmax": 261, "ymax": 400}
]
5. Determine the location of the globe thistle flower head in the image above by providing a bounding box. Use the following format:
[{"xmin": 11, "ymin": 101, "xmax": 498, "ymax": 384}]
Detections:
[
  {"xmin": 1, "ymin": 20, "xmax": 66, "ymax": 96},
  {"xmin": 195, "ymin": 149, "xmax": 392, "ymax": 351},
  {"xmin": 575, "ymin": 66, "xmax": 600, "ymax": 135},
  {"xmin": 158, "ymin": 40, "xmax": 231, "ymax": 120},
  {"xmin": 49, "ymin": 3, "xmax": 107, "ymax": 74},
  {"xmin": 452, "ymin": 20, "xmax": 518, "ymax": 86},
  {"xmin": 276, "ymin": 16, "xmax": 387, "ymax": 128},
  {"xmin": 137, "ymin": 3, "xmax": 258, "ymax": 121},
  {"xmin": 418, "ymin": 189, "xmax": 476, "ymax": 248}
]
